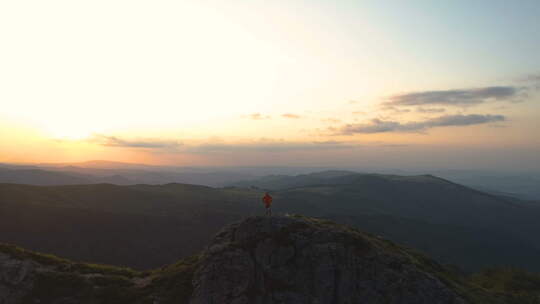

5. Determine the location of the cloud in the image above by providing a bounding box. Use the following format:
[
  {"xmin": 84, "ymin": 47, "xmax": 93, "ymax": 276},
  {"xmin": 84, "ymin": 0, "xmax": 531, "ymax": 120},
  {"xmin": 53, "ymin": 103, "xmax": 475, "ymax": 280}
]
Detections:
[
  {"xmin": 384, "ymin": 106, "xmax": 411, "ymax": 113},
  {"xmin": 339, "ymin": 114, "xmax": 505, "ymax": 134},
  {"xmin": 312, "ymin": 140, "xmax": 344, "ymax": 145},
  {"xmin": 244, "ymin": 113, "xmax": 271, "ymax": 120},
  {"xmin": 385, "ymin": 86, "xmax": 520, "ymax": 107},
  {"xmin": 416, "ymin": 107, "xmax": 446, "ymax": 113},
  {"xmin": 341, "ymin": 120, "xmax": 402, "ymax": 134},
  {"xmin": 89, "ymin": 135, "xmax": 182, "ymax": 150},
  {"xmin": 282, "ymin": 113, "xmax": 301, "ymax": 119},
  {"xmin": 187, "ymin": 140, "xmax": 359, "ymax": 153},
  {"xmin": 86, "ymin": 134, "xmax": 362, "ymax": 154}
]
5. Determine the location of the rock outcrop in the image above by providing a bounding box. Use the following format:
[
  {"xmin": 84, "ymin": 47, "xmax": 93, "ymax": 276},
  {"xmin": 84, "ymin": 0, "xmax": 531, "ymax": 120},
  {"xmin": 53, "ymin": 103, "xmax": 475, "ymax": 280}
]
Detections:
[
  {"xmin": 0, "ymin": 216, "xmax": 518, "ymax": 303},
  {"xmin": 0, "ymin": 243, "xmax": 166, "ymax": 304},
  {"xmin": 0, "ymin": 252, "xmax": 37, "ymax": 304},
  {"xmin": 190, "ymin": 216, "xmax": 467, "ymax": 304}
]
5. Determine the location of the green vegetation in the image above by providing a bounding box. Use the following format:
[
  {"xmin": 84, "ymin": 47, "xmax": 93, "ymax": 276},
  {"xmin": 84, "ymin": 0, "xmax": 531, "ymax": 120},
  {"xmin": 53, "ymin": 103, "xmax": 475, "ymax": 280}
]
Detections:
[
  {"xmin": 3, "ymin": 173, "xmax": 540, "ymax": 272},
  {"xmin": 0, "ymin": 243, "xmax": 140, "ymax": 277},
  {"xmin": 0, "ymin": 242, "xmax": 72, "ymax": 267},
  {"xmin": 285, "ymin": 215, "xmax": 540, "ymax": 304},
  {"xmin": 144, "ymin": 255, "xmax": 201, "ymax": 304},
  {"xmin": 71, "ymin": 262, "xmax": 140, "ymax": 278},
  {"xmin": 1, "ymin": 242, "xmax": 200, "ymax": 304},
  {"xmin": 21, "ymin": 271, "xmax": 142, "ymax": 304},
  {"xmin": 2, "ymin": 172, "xmax": 540, "ymax": 302},
  {"xmin": 470, "ymin": 268, "xmax": 540, "ymax": 304},
  {"xmin": 3, "ymin": 215, "xmax": 540, "ymax": 303}
]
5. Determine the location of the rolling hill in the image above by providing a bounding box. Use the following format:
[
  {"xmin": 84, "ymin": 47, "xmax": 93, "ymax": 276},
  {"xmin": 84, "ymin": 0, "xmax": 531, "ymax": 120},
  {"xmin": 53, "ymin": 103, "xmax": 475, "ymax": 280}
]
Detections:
[
  {"xmin": 1, "ymin": 171, "xmax": 540, "ymax": 272},
  {"xmin": 0, "ymin": 167, "xmax": 93, "ymax": 185},
  {"xmin": 4, "ymin": 216, "xmax": 538, "ymax": 304}
]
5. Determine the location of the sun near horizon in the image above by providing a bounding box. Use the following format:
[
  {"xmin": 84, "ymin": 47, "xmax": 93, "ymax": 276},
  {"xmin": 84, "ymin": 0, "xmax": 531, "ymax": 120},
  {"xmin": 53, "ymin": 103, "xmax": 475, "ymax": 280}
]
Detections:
[{"xmin": 1, "ymin": 1, "xmax": 539, "ymax": 170}]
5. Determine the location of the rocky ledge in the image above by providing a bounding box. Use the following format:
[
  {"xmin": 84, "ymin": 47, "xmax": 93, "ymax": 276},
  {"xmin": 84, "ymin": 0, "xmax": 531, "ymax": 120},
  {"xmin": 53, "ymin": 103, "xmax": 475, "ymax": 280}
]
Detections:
[{"xmin": 190, "ymin": 215, "xmax": 467, "ymax": 304}]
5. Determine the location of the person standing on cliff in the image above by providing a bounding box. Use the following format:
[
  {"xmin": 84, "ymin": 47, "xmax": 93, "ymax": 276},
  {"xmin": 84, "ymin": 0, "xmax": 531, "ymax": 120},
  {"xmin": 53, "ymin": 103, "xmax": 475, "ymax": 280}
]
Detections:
[{"xmin": 262, "ymin": 192, "xmax": 273, "ymax": 216}]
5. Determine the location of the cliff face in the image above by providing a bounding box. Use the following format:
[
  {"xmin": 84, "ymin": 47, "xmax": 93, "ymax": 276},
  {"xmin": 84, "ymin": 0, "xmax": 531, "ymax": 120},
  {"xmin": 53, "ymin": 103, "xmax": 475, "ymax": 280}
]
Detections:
[{"xmin": 190, "ymin": 216, "xmax": 466, "ymax": 304}]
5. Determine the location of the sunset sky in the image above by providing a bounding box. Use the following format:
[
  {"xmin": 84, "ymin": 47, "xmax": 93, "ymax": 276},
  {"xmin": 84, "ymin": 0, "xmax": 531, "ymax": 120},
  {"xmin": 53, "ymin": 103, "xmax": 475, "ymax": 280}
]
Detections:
[{"xmin": 1, "ymin": 1, "xmax": 539, "ymax": 169}]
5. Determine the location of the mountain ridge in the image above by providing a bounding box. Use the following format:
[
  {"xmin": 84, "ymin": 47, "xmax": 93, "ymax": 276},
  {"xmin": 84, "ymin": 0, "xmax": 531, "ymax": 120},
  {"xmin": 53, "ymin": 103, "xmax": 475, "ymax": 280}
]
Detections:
[{"xmin": 2, "ymin": 172, "xmax": 540, "ymax": 272}]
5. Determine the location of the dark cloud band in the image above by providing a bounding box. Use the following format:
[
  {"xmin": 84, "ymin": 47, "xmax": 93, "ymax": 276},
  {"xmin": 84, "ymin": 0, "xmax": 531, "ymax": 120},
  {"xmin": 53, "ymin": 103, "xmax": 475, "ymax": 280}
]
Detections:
[
  {"xmin": 340, "ymin": 114, "xmax": 505, "ymax": 134},
  {"xmin": 87, "ymin": 135, "xmax": 360, "ymax": 154},
  {"xmin": 187, "ymin": 141, "xmax": 357, "ymax": 153},
  {"xmin": 89, "ymin": 135, "xmax": 182, "ymax": 149},
  {"xmin": 385, "ymin": 86, "xmax": 519, "ymax": 106}
]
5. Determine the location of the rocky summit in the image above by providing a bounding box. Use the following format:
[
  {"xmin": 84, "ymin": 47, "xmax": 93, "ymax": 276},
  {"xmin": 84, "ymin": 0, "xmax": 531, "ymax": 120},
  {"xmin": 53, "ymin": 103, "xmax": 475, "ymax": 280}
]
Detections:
[
  {"xmin": 0, "ymin": 215, "xmax": 524, "ymax": 304},
  {"xmin": 190, "ymin": 215, "xmax": 466, "ymax": 304}
]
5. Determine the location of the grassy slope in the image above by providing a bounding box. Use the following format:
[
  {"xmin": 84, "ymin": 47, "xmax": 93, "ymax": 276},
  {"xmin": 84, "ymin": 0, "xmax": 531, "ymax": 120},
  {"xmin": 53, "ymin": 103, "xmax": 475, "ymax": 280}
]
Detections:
[
  {"xmin": 470, "ymin": 268, "xmax": 540, "ymax": 304},
  {"xmin": 0, "ymin": 242, "xmax": 198, "ymax": 304}
]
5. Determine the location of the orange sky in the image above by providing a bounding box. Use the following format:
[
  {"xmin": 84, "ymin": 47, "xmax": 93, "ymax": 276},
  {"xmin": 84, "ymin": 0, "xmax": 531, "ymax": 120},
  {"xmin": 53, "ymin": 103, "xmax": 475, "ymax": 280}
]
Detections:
[{"xmin": 1, "ymin": 1, "xmax": 539, "ymax": 170}]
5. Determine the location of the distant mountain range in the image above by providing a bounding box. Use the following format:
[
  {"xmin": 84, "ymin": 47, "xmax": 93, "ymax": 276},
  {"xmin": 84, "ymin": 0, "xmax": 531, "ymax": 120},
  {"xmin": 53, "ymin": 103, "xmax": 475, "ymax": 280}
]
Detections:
[
  {"xmin": 1, "ymin": 171, "xmax": 540, "ymax": 273},
  {"xmin": 0, "ymin": 162, "xmax": 256, "ymax": 186},
  {"xmin": 2, "ymin": 161, "xmax": 540, "ymax": 200},
  {"xmin": 0, "ymin": 167, "xmax": 93, "ymax": 185}
]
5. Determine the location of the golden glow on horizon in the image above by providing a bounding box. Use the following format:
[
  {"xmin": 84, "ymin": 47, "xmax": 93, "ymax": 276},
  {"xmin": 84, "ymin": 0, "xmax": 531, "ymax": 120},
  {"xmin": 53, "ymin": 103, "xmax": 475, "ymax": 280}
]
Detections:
[
  {"xmin": 43, "ymin": 123, "xmax": 96, "ymax": 140},
  {"xmin": 0, "ymin": 1, "xmax": 539, "ymax": 168},
  {"xmin": 0, "ymin": 0, "xmax": 402, "ymax": 143}
]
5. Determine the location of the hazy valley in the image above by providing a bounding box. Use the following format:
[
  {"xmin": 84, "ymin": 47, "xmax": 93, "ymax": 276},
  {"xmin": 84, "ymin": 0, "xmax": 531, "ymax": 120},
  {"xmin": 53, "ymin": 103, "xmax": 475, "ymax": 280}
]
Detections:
[{"xmin": 2, "ymin": 168, "xmax": 540, "ymax": 273}]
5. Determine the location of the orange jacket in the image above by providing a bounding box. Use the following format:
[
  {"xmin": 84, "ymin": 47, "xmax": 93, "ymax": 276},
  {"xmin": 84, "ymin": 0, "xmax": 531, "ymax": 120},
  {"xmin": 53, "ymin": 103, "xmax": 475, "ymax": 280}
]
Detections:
[{"xmin": 262, "ymin": 194, "xmax": 273, "ymax": 207}]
